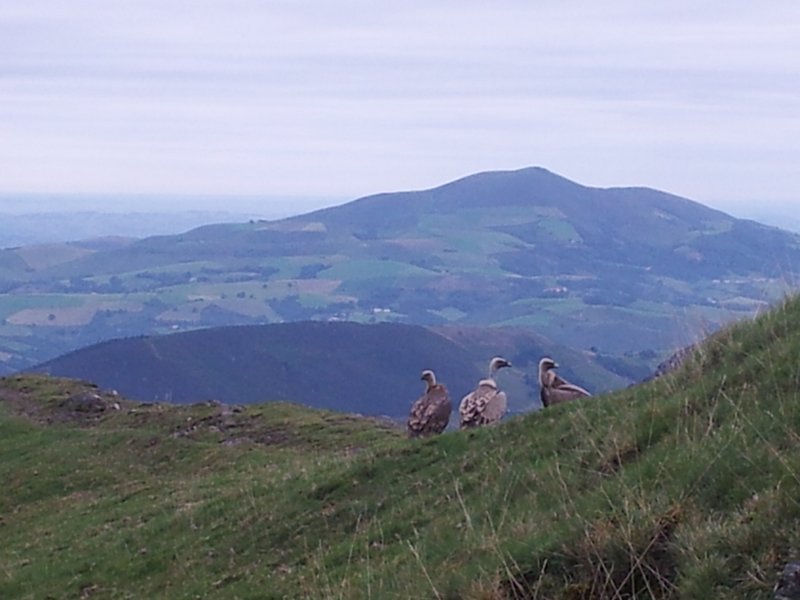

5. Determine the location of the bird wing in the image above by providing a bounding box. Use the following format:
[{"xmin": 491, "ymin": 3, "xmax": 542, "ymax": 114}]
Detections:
[
  {"xmin": 408, "ymin": 395, "xmax": 430, "ymax": 434},
  {"xmin": 540, "ymin": 371, "xmax": 564, "ymax": 407},
  {"xmin": 481, "ymin": 390, "xmax": 507, "ymax": 425},
  {"xmin": 541, "ymin": 370, "xmax": 591, "ymax": 407},
  {"xmin": 425, "ymin": 385, "xmax": 452, "ymax": 432},
  {"xmin": 408, "ymin": 385, "xmax": 451, "ymax": 436},
  {"xmin": 458, "ymin": 391, "xmax": 478, "ymax": 427},
  {"xmin": 555, "ymin": 381, "xmax": 591, "ymax": 396},
  {"xmin": 546, "ymin": 382, "xmax": 591, "ymax": 406},
  {"xmin": 459, "ymin": 382, "xmax": 499, "ymax": 428}
]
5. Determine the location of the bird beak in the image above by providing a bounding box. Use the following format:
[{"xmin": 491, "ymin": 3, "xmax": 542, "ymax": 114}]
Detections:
[
  {"xmin": 553, "ymin": 362, "xmax": 559, "ymax": 368},
  {"xmin": 506, "ymin": 361, "xmax": 513, "ymax": 367}
]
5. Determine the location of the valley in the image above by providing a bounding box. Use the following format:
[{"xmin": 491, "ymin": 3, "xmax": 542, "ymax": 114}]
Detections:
[{"xmin": 2, "ymin": 168, "xmax": 797, "ymax": 396}]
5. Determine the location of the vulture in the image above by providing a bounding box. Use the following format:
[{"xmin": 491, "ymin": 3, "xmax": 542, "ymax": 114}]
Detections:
[
  {"xmin": 407, "ymin": 369, "xmax": 452, "ymax": 437},
  {"xmin": 538, "ymin": 357, "xmax": 591, "ymax": 407},
  {"xmin": 459, "ymin": 357, "xmax": 512, "ymax": 428}
]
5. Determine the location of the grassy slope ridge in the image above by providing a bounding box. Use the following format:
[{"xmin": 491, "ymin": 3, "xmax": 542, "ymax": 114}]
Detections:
[
  {"xmin": 3, "ymin": 295, "xmax": 800, "ymax": 598},
  {"xmin": 29, "ymin": 320, "xmax": 628, "ymax": 416}
]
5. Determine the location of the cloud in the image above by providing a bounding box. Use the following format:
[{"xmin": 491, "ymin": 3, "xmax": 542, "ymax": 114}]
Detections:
[{"xmin": 1, "ymin": 1, "xmax": 799, "ymax": 212}]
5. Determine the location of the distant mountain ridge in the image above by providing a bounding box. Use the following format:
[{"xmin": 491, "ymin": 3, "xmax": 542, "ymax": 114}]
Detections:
[
  {"xmin": 0, "ymin": 211, "xmax": 268, "ymax": 249},
  {"xmin": 2, "ymin": 167, "xmax": 799, "ymax": 376},
  {"xmin": 283, "ymin": 167, "xmax": 781, "ymax": 280}
]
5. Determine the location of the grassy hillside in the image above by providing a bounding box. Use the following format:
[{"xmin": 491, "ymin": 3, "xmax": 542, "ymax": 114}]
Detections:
[{"xmin": 3, "ymin": 295, "xmax": 800, "ymax": 598}]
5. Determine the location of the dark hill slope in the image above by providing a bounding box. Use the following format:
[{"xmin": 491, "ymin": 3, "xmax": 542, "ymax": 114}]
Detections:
[
  {"xmin": 31, "ymin": 322, "xmax": 481, "ymax": 417},
  {"xmin": 3, "ymin": 295, "xmax": 800, "ymax": 597},
  {"xmin": 29, "ymin": 321, "xmax": 628, "ymax": 416}
]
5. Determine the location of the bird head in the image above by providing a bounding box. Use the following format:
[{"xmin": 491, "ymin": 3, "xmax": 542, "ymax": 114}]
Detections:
[
  {"xmin": 420, "ymin": 369, "xmax": 437, "ymax": 387},
  {"xmin": 488, "ymin": 356, "xmax": 512, "ymax": 375},
  {"xmin": 539, "ymin": 357, "xmax": 559, "ymax": 373}
]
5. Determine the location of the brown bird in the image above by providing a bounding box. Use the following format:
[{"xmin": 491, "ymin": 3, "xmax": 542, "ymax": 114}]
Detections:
[
  {"xmin": 407, "ymin": 369, "xmax": 452, "ymax": 437},
  {"xmin": 459, "ymin": 357, "xmax": 512, "ymax": 428},
  {"xmin": 538, "ymin": 357, "xmax": 591, "ymax": 408}
]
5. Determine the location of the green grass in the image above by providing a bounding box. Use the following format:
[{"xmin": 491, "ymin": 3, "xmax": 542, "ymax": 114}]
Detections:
[
  {"xmin": 319, "ymin": 260, "xmax": 437, "ymax": 281},
  {"xmin": 428, "ymin": 307, "xmax": 469, "ymax": 322},
  {"xmin": 4, "ymin": 294, "xmax": 800, "ymax": 597},
  {"xmin": 536, "ymin": 217, "xmax": 582, "ymax": 242},
  {"xmin": 0, "ymin": 294, "xmax": 86, "ymax": 320},
  {"xmin": 506, "ymin": 296, "xmax": 587, "ymax": 315}
]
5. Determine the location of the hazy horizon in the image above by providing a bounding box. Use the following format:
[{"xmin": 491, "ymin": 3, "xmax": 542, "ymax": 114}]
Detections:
[
  {"xmin": 1, "ymin": 172, "xmax": 799, "ymax": 238},
  {"xmin": 2, "ymin": 2, "xmax": 798, "ymax": 215},
  {"xmin": 0, "ymin": 167, "xmax": 795, "ymax": 226},
  {"xmin": 0, "ymin": 192, "xmax": 343, "ymax": 217}
]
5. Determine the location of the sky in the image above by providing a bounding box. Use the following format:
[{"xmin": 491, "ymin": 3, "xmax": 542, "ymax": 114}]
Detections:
[{"xmin": 2, "ymin": 1, "xmax": 799, "ymax": 217}]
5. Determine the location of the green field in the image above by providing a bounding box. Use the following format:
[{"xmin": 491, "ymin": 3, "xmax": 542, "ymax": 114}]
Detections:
[
  {"xmin": 0, "ymin": 294, "xmax": 86, "ymax": 321},
  {"xmin": 319, "ymin": 259, "xmax": 437, "ymax": 281}
]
